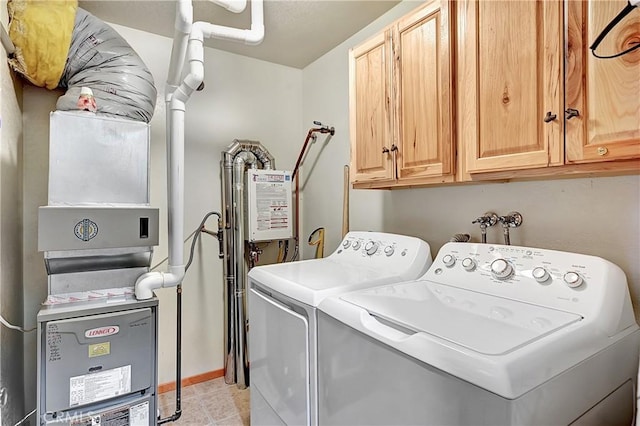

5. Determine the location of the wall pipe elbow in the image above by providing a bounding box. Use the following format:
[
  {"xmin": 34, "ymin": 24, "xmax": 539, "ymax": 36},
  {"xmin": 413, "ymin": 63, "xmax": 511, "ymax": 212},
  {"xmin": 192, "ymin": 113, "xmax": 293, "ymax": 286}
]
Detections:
[
  {"xmin": 135, "ymin": 268, "xmax": 186, "ymax": 300},
  {"xmin": 197, "ymin": 0, "xmax": 264, "ymax": 45},
  {"xmin": 244, "ymin": 25, "xmax": 265, "ymax": 46},
  {"xmin": 171, "ymin": 36, "xmax": 204, "ymax": 105}
]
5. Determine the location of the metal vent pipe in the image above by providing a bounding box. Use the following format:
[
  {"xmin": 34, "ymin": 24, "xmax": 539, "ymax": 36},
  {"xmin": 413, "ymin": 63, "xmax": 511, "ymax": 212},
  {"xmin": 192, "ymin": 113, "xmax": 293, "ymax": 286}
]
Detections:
[{"xmin": 221, "ymin": 140, "xmax": 274, "ymax": 388}]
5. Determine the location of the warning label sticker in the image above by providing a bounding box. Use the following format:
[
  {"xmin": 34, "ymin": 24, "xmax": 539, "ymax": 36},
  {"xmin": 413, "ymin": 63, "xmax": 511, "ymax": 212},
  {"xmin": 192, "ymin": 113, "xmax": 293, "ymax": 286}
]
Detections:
[
  {"xmin": 69, "ymin": 365, "xmax": 132, "ymax": 406},
  {"xmin": 129, "ymin": 401, "xmax": 150, "ymax": 426},
  {"xmin": 68, "ymin": 400, "xmax": 149, "ymax": 426},
  {"xmin": 256, "ymin": 183, "xmax": 289, "ymax": 231}
]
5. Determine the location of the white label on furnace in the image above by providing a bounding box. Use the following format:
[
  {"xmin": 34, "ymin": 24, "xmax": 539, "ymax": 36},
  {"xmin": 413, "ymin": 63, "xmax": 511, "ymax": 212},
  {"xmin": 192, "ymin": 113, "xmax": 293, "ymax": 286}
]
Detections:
[
  {"xmin": 129, "ymin": 401, "xmax": 150, "ymax": 426},
  {"xmin": 69, "ymin": 365, "xmax": 132, "ymax": 406}
]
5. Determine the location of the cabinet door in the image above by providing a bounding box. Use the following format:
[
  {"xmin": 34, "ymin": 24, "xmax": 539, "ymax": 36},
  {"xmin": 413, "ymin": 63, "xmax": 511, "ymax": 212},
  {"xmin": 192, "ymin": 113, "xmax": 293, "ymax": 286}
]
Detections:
[
  {"xmin": 395, "ymin": 0, "xmax": 454, "ymax": 180},
  {"xmin": 566, "ymin": 0, "xmax": 640, "ymax": 163},
  {"xmin": 459, "ymin": 0, "xmax": 563, "ymax": 173},
  {"xmin": 349, "ymin": 31, "xmax": 394, "ymax": 184}
]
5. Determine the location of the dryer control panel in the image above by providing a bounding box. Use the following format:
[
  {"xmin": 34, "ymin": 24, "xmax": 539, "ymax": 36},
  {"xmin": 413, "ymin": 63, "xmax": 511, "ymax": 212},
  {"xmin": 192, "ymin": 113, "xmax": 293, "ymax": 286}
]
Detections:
[
  {"xmin": 425, "ymin": 243, "xmax": 635, "ymax": 335},
  {"xmin": 332, "ymin": 231, "xmax": 433, "ymax": 280}
]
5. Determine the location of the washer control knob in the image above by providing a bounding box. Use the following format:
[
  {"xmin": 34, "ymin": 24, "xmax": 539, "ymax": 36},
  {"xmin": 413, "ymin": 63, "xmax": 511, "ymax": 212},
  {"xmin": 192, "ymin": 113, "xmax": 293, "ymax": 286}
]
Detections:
[
  {"xmin": 563, "ymin": 271, "xmax": 584, "ymax": 288},
  {"xmin": 342, "ymin": 240, "xmax": 351, "ymax": 249},
  {"xmin": 365, "ymin": 241, "xmax": 379, "ymax": 256},
  {"xmin": 384, "ymin": 245, "xmax": 395, "ymax": 257},
  {"xmin": 461, "ymin": 258, "xmax": 476, "ymax": 271},
  {"xmin": 352, "ymin": 240, "xmax": 362, "ymax": 250},
  {"xmin": 490, "ymin": 259, "xmax": 514, "ymax": 280},
  {"xmin": 442, "ymin": 254, "xmax": 456, "ymax": 268},
  {"xmin": 532, "ymin": 267, "xmax": 551, "ymax": 283}
]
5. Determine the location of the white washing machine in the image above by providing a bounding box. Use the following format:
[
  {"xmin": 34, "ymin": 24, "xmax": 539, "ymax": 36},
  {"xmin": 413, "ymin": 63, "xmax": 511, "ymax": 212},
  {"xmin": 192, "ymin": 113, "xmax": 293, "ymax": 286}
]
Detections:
[
  {"xmin": 248, "ymin": 231, "xmax": 432, "ymax": 426},
  {"xmin": 318, "ymin": 242, "xmax": 640, "ymax": 425}
]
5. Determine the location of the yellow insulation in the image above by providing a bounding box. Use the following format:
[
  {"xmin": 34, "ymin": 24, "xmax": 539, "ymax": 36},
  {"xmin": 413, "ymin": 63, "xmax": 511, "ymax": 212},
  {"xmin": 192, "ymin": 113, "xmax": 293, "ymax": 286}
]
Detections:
[{"xmin": 7, "ymin": 0, "xmax": 77, "ymax": 90}]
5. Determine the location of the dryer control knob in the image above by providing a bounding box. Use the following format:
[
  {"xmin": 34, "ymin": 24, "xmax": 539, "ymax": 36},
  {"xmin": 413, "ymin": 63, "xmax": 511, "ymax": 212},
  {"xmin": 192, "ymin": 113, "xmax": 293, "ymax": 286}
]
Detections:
[
  {"xmin": 532, "ymin": 267, "xmax": 550, "ymax": 283},
  {"xmin": 342, "ymin": 240, "xmax": 351, "ymax": 249},
  {"xmin": 384, "ymin": 245, "xmax": 395, "ymax": 257},
  {"xmin": 442, "ymin": 254, "xmax": 456, "ymax": 268},
  {"xmin": 461, "ymin": 258, "xmax": 476, "ymax": 271},
  {"xmin": 365, "ymin": 241, "xmax": 379, "ymax": 256},
  {"xmin": 563, "ymin": 271, "xmax": 584, "ymax": 288},
  {"xmin": 490, "ymin": 259, "xmax": 514, "ymax": 280},
  {"xmin": 352, "ymin": 240, "xmax": 362, "ymax": 250}
]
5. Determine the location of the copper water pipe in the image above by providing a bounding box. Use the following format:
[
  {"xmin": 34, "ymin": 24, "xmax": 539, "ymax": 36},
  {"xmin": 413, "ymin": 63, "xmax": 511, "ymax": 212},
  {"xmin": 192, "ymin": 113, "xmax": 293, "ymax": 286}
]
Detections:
[
  {"xmin": 292, "ymin": 123, "xmax": 334, "ymax": 179},
  {"xmin": 290, "ymin": 122, "xmax": 335, "ymax": 261}
]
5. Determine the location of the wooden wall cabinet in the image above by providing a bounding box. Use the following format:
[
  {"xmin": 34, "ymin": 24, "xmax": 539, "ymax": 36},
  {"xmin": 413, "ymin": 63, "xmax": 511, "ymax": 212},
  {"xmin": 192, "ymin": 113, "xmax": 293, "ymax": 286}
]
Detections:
[
  {"xmin": 458, "ymin": 0, "xmax": 639, "ymax": 179},
  {"xmin": 565, "ymin": 0, "xmax": 640, "ymax": 164},
  {"xmin": 349, "ymin": 30, "xmax": 394, "ymax": 184},
  {"xmin": 458, "ymin": 0, "xmax": 564, "ymax": 174},
  {"xmin": 349, "ymin": 0, "xmax": 454, "ymax": 188},
  {"xmin": 350, "ymin": 0, "xmax": 639, "ymax": 188}
]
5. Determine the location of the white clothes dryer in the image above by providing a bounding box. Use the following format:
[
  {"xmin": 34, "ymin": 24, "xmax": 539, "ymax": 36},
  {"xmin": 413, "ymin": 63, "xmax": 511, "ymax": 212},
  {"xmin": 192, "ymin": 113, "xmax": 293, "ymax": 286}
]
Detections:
[
  {"xmin": 248, "ymin": 231, "xmax": 432, "ymax": 426},
  {"xmin": 318, "ymin": 242, "xmax": 640, "ymax": 425}
]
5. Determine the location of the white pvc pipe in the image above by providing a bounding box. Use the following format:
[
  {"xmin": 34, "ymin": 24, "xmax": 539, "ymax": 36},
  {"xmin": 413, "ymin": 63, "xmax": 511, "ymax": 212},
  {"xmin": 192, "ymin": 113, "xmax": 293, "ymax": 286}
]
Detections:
[
  {"xmin": 135, "ymin": 0, "xmax": 264, "ymax": 299},
  {"xmin": 1, "ymin": 23, "xmax": 15, "ymax": 55},
  {"xmin": 166, "ymin": 0, "xmax": 193, "ymax": 95},
  {"xmin": 208, "ymin": 0, "xmax": 247, "ymax": 14},
  {"xmin": 198, "ymin": 0, "xmax": 264, "ymax": 45}
]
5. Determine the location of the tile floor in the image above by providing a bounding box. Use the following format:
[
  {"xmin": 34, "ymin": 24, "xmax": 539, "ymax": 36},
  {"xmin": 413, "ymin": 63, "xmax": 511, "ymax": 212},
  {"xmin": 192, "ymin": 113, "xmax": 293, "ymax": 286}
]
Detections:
[{"xmin": 158, "ymin": 377, "xmax": 250, "ymax": 425}]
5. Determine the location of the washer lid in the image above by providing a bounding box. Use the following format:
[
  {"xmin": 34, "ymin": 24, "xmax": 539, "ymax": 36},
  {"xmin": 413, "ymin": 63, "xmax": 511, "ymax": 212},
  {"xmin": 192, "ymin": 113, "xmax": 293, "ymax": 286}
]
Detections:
[{"xmin": 340, "ymin": 280, "xmax": 582, "ymax": 355}]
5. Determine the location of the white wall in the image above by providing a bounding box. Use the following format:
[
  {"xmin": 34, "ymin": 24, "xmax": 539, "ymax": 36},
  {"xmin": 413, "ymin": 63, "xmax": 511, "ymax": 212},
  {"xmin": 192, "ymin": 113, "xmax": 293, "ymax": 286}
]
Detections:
[
  {"xmin": 21, "ymin": 22, "xmax": 303, "ymax": 405},
  {"xmin": 0, "ymin": 1, "xmax": 24, "ymax": 424},
  {"xmin": 301, "ymin": 1, "xmax": 640, "ymax": 320}
]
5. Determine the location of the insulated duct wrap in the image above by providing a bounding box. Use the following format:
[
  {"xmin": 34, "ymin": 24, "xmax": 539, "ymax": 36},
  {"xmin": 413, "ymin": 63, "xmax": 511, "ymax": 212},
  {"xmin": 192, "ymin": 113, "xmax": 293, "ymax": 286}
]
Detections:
[
  {"xmin": 7, "ymin": 1, "xmax": 156, "ymax": 122},
  {"xmin": 56, "ymin": 8, "xmax": 157, "ymax": 122}
]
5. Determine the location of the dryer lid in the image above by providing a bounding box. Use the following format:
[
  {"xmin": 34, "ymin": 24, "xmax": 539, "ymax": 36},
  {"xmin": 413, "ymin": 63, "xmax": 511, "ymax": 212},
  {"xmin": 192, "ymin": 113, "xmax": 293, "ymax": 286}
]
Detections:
[
  {"xmin": 249, "ymin": 258, "xmax": 405, "ymax": 307},
  {"xmin": 340, "ymin": 280, "xmax": 582, "ymax": 355}
]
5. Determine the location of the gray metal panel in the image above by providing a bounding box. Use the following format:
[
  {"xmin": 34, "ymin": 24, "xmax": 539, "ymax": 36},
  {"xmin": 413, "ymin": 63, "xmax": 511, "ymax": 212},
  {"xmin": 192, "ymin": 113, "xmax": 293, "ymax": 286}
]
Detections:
[
  {"xmin": 47, "ymin": 267, "xmax": 150, "ymax": 295},
  {"xmin": 37, "ymin": 299, "xmax": 158, "ymax": 424},
  {"xmin": 41, "ymin": 305, "xmax": 156, "ymax": 413},
  {"xmin": 36, "ymin": 296, "xmax": 157, "ymax": 328},
  {"xmin": 41, "ymin": 393, "xmax": 155, "ymax": 426},
  {"xmin": 48, "ymin": 111, "xmax": 150, "ymax": 205},
  {"xmin": 38, "ymin": 206, "xmax": 159, "ymax": 251},
  {"xmin": 45, "ymin": 251, "xmax": 152, "ymax": 275}
]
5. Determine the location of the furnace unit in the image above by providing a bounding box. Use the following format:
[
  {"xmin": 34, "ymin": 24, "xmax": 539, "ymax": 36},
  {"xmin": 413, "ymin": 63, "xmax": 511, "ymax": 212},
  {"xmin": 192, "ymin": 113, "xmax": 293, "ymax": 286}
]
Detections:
[{"xmin": 37, "ymin": 111, "xmax": 159, "ymax": 426}]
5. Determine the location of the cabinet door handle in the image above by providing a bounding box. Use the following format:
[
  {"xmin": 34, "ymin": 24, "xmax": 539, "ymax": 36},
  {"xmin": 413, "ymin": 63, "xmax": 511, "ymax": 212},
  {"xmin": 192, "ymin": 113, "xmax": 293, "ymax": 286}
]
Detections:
[
  {"xmin": 543, "ymin": 111, "xmax": 557, "ymax": 123},
  {"xmin": 382, "ymin": 146, "xmax": 390, "ymax": 154},
  {"xmin": 565, "ymin": 108, "xmax": 580, "ymax": 120},
  {"xmin": 390, "ymin": 145, "xmax": 398, "ymax": 179}
]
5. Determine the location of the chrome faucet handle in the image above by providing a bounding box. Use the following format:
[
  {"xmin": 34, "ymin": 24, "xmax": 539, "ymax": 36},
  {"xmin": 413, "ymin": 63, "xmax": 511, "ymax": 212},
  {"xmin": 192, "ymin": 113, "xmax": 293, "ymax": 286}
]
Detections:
[
  {"xmin": 472, "ymin": 212, "xmax": 499, "ymax": 227},
  {"xmin": 498, "ymin": 211, "xmax": 523, "ymax": 228},
  {"xmin": 472, "ymin": 212, "xmax": 498, "ymax": 244},
  {"xmin": 497, "ymin": 211, "xmax": 522, "ymax": 246}
]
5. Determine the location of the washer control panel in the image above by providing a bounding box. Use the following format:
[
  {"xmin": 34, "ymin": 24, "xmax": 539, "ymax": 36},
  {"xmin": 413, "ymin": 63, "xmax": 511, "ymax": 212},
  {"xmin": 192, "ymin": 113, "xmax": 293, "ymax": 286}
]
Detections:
[
  {"xmin": 424, "ymin": 242, "xmax": 631, "ymax": 321},
  {"xmin": 332, "ymin": 231, "xmax": 433, "ymax": 278}
]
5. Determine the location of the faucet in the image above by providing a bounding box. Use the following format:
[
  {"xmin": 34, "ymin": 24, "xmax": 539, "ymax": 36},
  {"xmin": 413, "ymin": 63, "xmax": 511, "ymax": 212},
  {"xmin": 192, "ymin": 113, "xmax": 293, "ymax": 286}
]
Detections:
[
  {"xmin": 498, "ymin": 212, "xmax": 523, "ymax": 245},
  {"xmin": 472, "ymin": 212, "xmax": 498, "ymax": 243}
]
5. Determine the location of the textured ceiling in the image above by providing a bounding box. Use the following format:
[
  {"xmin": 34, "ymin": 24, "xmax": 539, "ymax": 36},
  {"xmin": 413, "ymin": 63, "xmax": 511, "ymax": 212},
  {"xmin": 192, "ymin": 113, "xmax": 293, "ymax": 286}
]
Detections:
[{"xmin": 78, "ymin": 0, "xmax": 401, "ymax": 69}]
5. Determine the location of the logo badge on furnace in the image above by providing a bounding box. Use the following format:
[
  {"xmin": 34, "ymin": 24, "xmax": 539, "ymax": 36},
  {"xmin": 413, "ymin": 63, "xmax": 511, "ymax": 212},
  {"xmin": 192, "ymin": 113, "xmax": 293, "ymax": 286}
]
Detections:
[{"xmin": 74, "ymin": 218, "xmax": 99, "ymax": 241}]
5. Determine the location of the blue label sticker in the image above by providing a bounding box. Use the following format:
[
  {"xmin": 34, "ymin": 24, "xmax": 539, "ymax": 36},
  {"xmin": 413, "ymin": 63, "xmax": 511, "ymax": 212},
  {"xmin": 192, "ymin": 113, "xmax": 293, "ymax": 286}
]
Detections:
[{"xmin": 74, "ymin": 219, "xmax": 99, "ymax": 241}]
